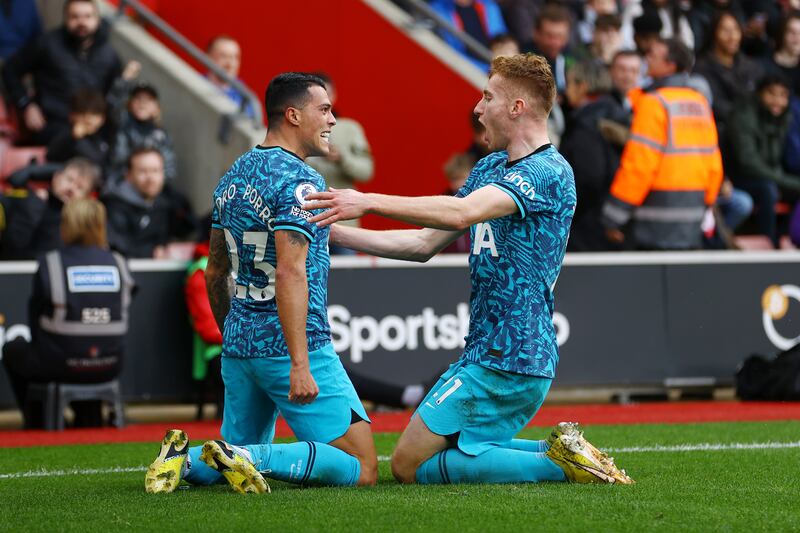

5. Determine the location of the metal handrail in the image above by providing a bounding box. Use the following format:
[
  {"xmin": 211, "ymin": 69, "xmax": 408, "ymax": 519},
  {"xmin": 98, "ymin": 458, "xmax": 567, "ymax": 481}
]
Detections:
[
  {"xmin": 115, "ymin": 0, "xmax": 263, "ymax": 126},
  {"xmin": 400, "ymin": 0, "xmax": 493, "ymax": 64}
]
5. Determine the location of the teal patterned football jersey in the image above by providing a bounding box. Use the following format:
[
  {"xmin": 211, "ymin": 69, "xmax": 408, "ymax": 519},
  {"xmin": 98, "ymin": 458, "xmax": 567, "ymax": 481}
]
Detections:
[
  {"xmin": 211, "ymin": 145, "xmax": 330, "ymax": 358},
  {"xmin": 457, "ymin": 144, "xmax": 576, "ymax": 378}
]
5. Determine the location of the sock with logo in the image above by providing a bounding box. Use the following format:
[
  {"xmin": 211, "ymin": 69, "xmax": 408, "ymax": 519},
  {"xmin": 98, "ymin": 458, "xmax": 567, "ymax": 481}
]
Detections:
[
  {"xmin": 244, "ymin": 441, "xmax": 361, "ymax": 486},
  {"xmin": 415, "ymin": 447, "xmax": 566, "ymax": 484}
]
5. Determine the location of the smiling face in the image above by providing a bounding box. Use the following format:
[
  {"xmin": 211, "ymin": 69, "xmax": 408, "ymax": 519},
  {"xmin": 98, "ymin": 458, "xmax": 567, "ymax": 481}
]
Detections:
[
  {"xmin": 295, "ymin": 85, "xmax": 336, "ymax": 158},
  {"xmin": 129, "ymin": 92, "xmax": 160, "ymax": 122},
  {"xmin": 760, "ymin": 83, "xmax": 790, "ymax": 117},
  {"xmin": 473, "ymin": 74, "xmax": 514, "ymax": 152},
  {"xmin": 52, "ymin": 166, "xmax": 94, "ymax": 203}
]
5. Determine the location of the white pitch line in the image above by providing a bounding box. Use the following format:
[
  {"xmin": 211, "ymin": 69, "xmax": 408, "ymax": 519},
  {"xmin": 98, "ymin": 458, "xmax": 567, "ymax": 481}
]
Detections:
[
  {"xmin": 2, "ymin": 441, "xmax": 798, "ymax": 480},
  {"xmin": 0, "ymin": 465, "xmax": 147, "ymax": 480},
  {"xmin": 604, "ymin": 441, "xmax": 800, "ymax": 453}
]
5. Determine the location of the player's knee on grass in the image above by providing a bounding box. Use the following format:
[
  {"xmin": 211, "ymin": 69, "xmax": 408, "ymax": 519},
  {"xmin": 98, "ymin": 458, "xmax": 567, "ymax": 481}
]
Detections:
[{"xmin": 390, "ymin": 447, "xmax": 420, "ymax": 484}]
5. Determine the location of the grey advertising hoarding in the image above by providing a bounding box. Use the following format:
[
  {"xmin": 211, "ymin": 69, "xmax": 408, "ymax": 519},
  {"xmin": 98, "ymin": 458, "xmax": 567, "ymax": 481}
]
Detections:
[{"xmin": 1, "ymin": 252, "xmax": 799, "ymax": 408}]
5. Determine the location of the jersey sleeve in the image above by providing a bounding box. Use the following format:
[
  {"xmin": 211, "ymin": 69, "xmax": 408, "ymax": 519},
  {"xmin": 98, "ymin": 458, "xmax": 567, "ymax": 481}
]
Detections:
[
  {"xmin": 273, "ymin": 172, "xmax": 323, "ymax": 241},
  {"xmin": 487, "ymin": 168, "xmax": 551, "ymax": 219}
]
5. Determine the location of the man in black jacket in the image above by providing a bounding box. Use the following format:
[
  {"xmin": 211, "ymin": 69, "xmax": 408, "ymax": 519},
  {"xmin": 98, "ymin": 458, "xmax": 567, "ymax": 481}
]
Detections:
[
  {"xmin": 1, "ymin": 0, "xmax": 122, "ymax": 144},
  {"xmin": 561, "ymin": 51, "xmax": 640, "ymax": 251},
  {"xmin": 103, "ymin": 147, "xmax": 194, "ymax": 258}
]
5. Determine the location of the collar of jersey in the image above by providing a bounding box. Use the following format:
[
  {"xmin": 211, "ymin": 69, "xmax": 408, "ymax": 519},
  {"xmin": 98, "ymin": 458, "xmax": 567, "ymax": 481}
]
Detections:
[
  {"xmin": 505, "ymin": 143, "xmax": 552, "ymax": 168},
  {"xmin": 255, "ymin": 145, "xmax": 304, "ymax": 162}
]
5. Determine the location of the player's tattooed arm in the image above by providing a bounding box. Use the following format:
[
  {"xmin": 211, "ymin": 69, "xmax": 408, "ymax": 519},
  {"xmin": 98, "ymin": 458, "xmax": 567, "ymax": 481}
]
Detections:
[
  {"xmin": 205, "ymin": 228, "xmax": 233, "ymax": 333},
  {"xmin": 275, "ymin": 229, "xmax": 318, "ymax": 404}
]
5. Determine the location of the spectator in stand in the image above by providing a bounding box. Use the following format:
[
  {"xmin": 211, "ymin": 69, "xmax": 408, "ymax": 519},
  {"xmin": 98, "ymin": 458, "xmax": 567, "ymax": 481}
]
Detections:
[
  {"xmin": 495, "ymin": 0, "xmax": 544, "ymax": 48},
  {"xmin": 0, "ymin": 0, "xmax": 41, "ymax": 63},
  {"xmin": 1, "ymin": 198, "xmax": 134, "ymax": 428},
  {"xmin": 687, "ymin": 0, "xmax": 746, "ymax": 53},
  {"xmin": 602, "ymin": 38, "xmax": 723, "ymax": 250},
  {"xmin": 430, "ymin": 0, "xmax": 508, "ymax": 71},
  {"xmin": 2, "ymin": 158, "xmax": 99, "ymax": 260},
  {"xmin": 489, "ymin": 34, "xmax": 520, "ymax": 58},
  {"xmin": 563, "ymin": 60, "xmax": 613, "ymax": 123},
  {"xmin": 622, "ymin": 0, "xmax": 697, "ymax": 51},
  {"xmin": 522, "ymin": 4, "xmax": 579, "ymax": 94},
  {"xmin": 106, "ymin": 81, "xmax": 177, "ymax": 187},
  {"xmin": 562, "ymin": 56, "xmax": 633, "ymax": 251},
  {"xmin": 103, "ymin": 147, "xmax": 194, "ymax": 258},
  {"xmin": 206, "ymin": 35, "xmax": 255, "ymax": 120},
  {"xmin": 694, "ymin": 11, "xmax": 763, "ymax": 137},
  {"xmin": 307, "ymin": 73, "xmax": 374, "ymax": 255},
  {"xmin": 46, "ymin": 88, "xmax": 111, "ymax": 172},
  {"xmin": 762, "ymin": 13, "xmax": 800, "ymax": 95},
  {"xmin": 590, "ymin": 14, "xmax": 625, "ymax": 66},
  {"xmin": 726, "ymin": 74, "xmax": 800, "ymax": 247},
  {"xmin": 2, "ymin": 0, "xmax": 124, "ymax": 144},
  {"xmin": 577, "ymin": 0, "xmax": 619, "ymax": 46},
  {"xmin": 632, "ymin": 10, "xmax": 664, "ymax": 55}
]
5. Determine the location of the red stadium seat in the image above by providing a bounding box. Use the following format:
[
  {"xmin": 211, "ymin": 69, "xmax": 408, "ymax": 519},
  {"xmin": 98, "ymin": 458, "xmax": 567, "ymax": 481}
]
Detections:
[{"xmin": 0, "ymin": 145, "xmax": 47, "ymax": 183}]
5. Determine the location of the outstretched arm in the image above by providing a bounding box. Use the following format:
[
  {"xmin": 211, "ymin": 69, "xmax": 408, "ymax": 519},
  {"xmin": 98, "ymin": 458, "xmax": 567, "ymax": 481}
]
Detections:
[
  {"xmin": 275, "ymin": 230, "xmax": 319, "ymax": 404},
  {"xmin": 331, "ymin": 225, "xmax": 466, "ymax": 262},
  {"xmin": 304, "ymin": 185, "xmax": 518, "ymax": 230},
  {"xmin": 205, "ymin": 228, "xmax": 233, "ymax": 332}
]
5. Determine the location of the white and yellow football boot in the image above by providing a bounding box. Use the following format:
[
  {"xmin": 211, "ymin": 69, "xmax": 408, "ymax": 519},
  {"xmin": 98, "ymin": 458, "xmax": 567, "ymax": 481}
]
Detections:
[
  {"xmin": 145, "ymin": 429, "xmax": 189, "ymax": 493},
  {"xmin": 547, "ymin": 431, "xmax": 634, "ymax": 485},
  {"xmin": 200, "ymin": 440, "xmax": 270, "ymax": 494}
]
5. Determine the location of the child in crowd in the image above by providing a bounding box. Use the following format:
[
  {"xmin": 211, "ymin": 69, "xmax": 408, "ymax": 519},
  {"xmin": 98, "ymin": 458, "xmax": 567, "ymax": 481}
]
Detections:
[
  {"xmin": 107, "ymin": 81, "xmax": 177, "ymax": 186},
  {"xmin": 46, "ymin": 89, "xmax": 111, "ymax": 173}
]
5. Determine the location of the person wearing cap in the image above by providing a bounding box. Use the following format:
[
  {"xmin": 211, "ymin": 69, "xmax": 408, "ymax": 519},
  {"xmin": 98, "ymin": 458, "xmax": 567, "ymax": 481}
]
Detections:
[{"xmin": 106, "ymin": 80, "xmax": 176, "ymax": 187}]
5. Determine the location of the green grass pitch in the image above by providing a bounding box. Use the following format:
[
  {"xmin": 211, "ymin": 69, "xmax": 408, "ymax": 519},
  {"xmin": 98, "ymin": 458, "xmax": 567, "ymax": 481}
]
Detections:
[{"xmin": 1, "ymin": 421, "xmax": 799, "ymax": 532}]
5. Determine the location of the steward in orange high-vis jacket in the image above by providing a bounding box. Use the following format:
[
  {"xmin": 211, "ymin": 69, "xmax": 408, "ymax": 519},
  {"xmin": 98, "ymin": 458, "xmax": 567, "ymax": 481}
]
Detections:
[{"xmin": 602, "ymin": 39, "xmax": 723, "ymax": 250}]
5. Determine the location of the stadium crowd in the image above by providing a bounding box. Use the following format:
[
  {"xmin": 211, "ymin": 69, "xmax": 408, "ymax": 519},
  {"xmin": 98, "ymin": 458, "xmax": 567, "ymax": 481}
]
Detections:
[
  {"xmin": 423, "ymin": 0, "xmax": 800, "ymax": 249},
  {"xmin": 2, "ymin": 0, "xmax": 800, "ymax": 256}
]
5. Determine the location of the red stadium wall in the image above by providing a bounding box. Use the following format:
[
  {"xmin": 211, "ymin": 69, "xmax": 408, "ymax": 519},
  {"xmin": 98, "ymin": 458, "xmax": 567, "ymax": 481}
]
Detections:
[{"xmin": 121, "ymin": 0, "xmax": 481, "ymax": 230}]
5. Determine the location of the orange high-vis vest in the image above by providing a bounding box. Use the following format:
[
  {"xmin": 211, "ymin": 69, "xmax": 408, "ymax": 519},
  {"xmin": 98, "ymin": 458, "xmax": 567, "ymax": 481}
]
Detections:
[{"xmin": 603, "ymin": 82, "xmax": 723, "ymax": 249}]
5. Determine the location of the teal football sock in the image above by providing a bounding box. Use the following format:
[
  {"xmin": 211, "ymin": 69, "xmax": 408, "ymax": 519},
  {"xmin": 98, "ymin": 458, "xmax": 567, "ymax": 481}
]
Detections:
[
  {"xmin": 245, "ymin": 441, "xmax": 361, "ymax": 486},
  {"xmin": 182, "ymin": 445, "xmax": 223, "ymax": 485},
  {"xmin": 416, "ymin": 447, "xmax": 566, "ymax": 484},
  {"xmin": 506, "ymin": 438, "xmax": 550, "ymax": 453}
]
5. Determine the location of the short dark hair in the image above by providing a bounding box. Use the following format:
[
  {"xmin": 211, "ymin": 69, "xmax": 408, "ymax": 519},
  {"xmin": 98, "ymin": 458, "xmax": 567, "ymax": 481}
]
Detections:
[
  {"xmin": 70, "ymin": 88, "xmax": 106, "ymax": 115},
  {"xmin": 63, "ymin": 0, "xmax": 97, "ymax": 13},
  {"xmin": 535, "ymin": 4, "xmax": 572, "ymax": 30},
  {"xmin": 127, "ymin": 146, "xmax": 164, "ymax": 170},
  {"xmin": 264, "ymin": 72, "xmax": 326, "ymax": 126},
  {"xmin": 660, "ymin": 37, "xmax": 694, "ymax": 73},
  {"xmin": 595, "ymin": 14, "xmax": 622, "ymax": 32},
  {"xmin": 758, "ymin": 73, "xmax": 791, "ymax": 94},
  {"xmin": 633, "ymin": 11, "xmax": 662, "ymax": 36},
  {"xmin": 611, "ymin": 49, "xmax": 641, "ymax": 66}
]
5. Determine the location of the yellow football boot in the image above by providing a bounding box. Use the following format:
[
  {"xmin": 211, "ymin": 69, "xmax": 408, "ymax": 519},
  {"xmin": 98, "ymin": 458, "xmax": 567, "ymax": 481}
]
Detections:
[
  {"xmin": 145, "ymin": 429, "xmax": 189, "ymax": 493},
  {"xmin": 547, "ymin": 432, "xmax": 634, "ymax": 485},
  {"xmin": 200, "ymin": 440, "xmax": 270, "ymax": 494}
]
